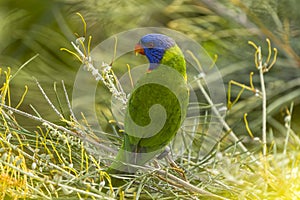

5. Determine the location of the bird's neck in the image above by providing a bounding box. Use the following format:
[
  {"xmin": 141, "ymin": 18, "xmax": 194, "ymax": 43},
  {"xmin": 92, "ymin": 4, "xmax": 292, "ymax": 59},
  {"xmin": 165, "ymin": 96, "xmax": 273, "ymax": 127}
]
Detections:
[{"xmin": 160, "ymin": 45, "xmax": 187, "ymax": 81}]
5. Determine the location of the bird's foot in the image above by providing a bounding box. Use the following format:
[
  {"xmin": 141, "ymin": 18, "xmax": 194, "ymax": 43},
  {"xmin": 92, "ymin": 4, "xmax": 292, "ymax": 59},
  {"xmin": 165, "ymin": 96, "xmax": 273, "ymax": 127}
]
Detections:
[
  {"xmin": 156, "ymin": 147, "xmax": 187, "ymax": 181},
  {"xmin": 156, "ymin": 146, "xmax": 170, "ymax": 160}
]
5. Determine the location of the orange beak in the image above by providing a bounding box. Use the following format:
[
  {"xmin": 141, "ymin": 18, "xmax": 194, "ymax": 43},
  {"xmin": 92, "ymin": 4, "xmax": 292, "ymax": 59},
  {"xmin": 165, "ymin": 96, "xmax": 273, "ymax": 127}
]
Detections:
[{"xmin": 134, "ymin": 43, "xmax": 145, "ymax": 55}]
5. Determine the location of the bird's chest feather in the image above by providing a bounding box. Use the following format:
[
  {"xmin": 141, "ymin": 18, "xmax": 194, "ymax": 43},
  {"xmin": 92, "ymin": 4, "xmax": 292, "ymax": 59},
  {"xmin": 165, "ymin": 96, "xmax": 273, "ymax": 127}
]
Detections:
[{"xmin": 124, "ymin": 66, "xmax": 189, "ymax": 149}]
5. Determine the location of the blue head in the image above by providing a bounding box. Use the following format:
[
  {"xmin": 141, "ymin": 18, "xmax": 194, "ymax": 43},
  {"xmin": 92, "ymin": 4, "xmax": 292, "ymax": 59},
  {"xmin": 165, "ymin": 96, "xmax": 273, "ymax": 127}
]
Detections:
[{"xmin": 135, "ymin": 34, "xmax": 176, "ymax": 70}]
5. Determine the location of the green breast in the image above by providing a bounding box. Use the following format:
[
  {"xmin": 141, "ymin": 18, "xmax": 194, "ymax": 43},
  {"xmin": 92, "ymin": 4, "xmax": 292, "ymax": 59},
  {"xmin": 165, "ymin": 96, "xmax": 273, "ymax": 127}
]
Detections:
[{"xmin": 124, "ymin": 65, "xmax": 189, "ymax": 153}]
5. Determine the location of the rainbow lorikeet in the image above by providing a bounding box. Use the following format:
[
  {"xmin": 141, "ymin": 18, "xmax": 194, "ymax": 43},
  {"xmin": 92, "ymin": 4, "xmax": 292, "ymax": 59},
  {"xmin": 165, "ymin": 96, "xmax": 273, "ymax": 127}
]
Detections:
[{"xmin": 108, "ymin": 34, "xmax": 189, "ymax": 176}]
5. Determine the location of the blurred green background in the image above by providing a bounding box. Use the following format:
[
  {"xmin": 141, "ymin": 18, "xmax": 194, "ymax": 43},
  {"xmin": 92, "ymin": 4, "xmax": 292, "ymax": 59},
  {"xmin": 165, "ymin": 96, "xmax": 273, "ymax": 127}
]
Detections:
[{"xmin": 0, "ymin": 0, "xmax": 299, "ymax": 140}]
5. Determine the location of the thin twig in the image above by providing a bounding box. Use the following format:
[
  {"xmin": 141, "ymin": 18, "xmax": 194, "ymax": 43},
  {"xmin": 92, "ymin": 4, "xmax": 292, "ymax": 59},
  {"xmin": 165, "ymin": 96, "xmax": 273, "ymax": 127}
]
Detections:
[
  {"xmin": 257, "ymin": 47, "xmax": 267, "ymax": 157},
  {"xmin": 53, "ymin": 82, "xmax": 66, "ymax": 119},
  {"xmin": 283, "ymin": 103, "xmax": 294, "ymax": 155},
  {"xmin": 155, "ymin": 169, "xmax": 228, "ymax": 200},
  {"xmin": 61, "ymin": 80, "xmax": 77, "ymax": 121},
  {"xmin": 34, "ymin": 78, "xmax": 64, "ymax": 119},
  {"xmin": 11, "ymin": 54, "xmax": 39, "ymax": 81}
]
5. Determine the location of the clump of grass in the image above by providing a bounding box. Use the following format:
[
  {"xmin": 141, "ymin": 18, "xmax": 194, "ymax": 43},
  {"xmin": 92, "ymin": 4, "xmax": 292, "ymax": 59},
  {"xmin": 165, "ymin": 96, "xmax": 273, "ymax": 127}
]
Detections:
[
  {"xmin": 223, "ymin": 38, "xmax": 300, "ymax": 199},
  {"xmin": 0, "ymin": 66, "xmax": 115, "ymax": 199}
]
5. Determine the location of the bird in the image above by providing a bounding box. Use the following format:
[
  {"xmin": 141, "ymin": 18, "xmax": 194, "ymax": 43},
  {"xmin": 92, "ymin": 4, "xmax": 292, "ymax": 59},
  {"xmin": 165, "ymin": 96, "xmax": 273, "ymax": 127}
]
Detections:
[{"xmin": 107, "ymin": 33, "xmax": 189, "ymax": 182}]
